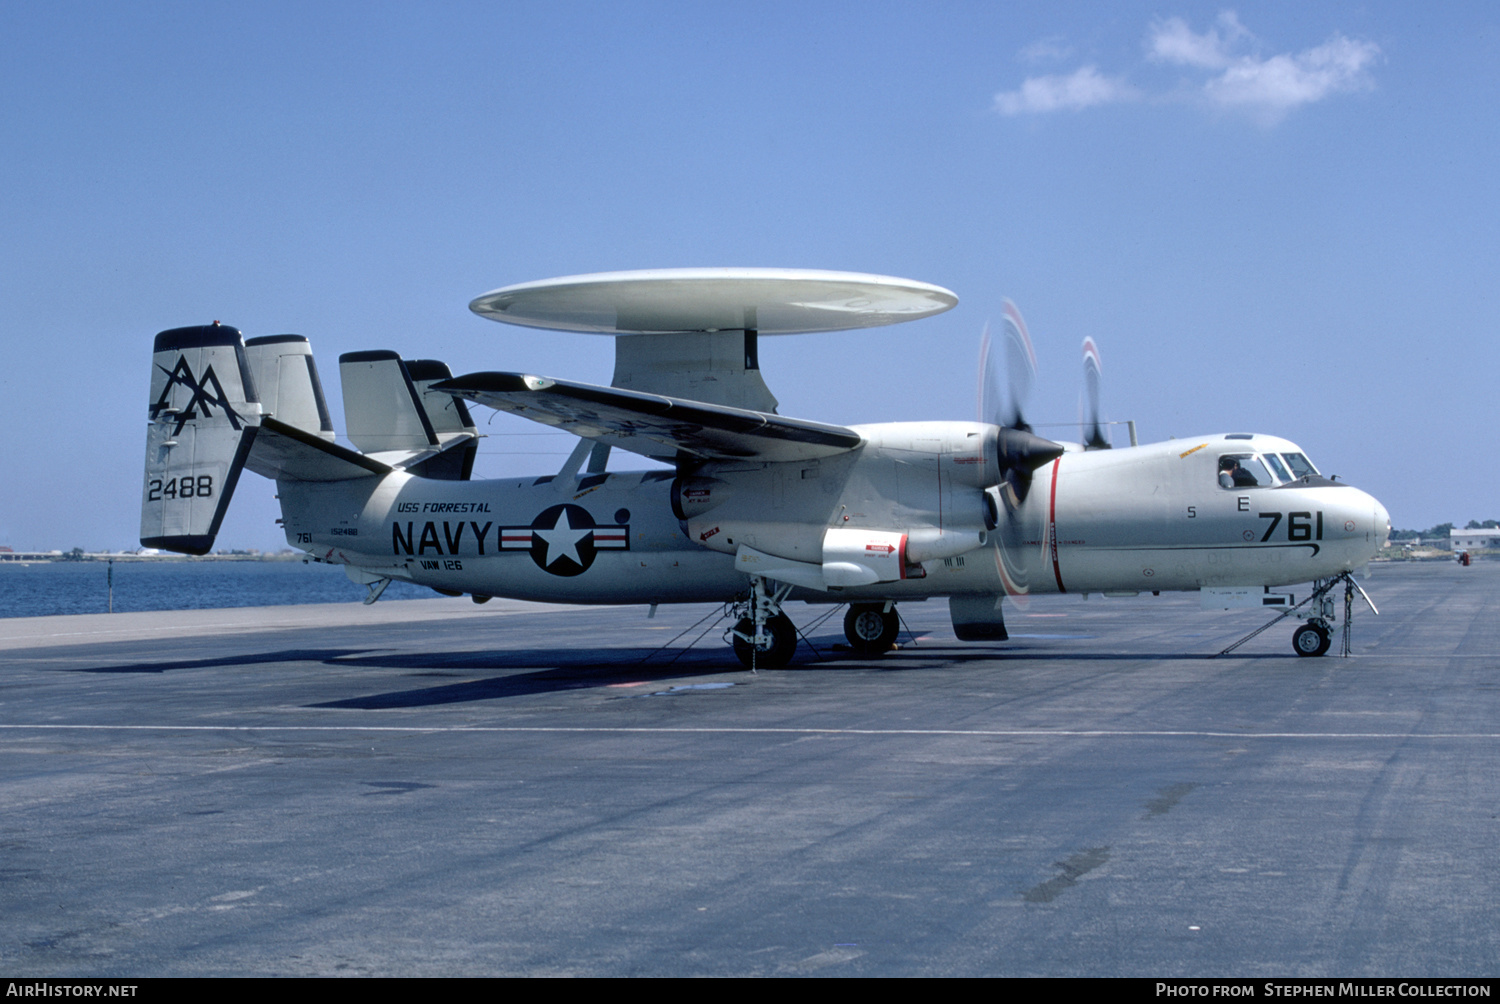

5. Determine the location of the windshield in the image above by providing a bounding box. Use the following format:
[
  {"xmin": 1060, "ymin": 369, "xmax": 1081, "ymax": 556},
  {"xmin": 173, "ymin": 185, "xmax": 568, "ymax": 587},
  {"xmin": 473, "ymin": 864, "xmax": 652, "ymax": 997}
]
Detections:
[
  {"xmin": 1281, "ymin": 452, "xmax": 1319, "ymax": 478},
  {"xmin": 1264, "ymin": 453, "xmax": 1292, "ymax": 483}
]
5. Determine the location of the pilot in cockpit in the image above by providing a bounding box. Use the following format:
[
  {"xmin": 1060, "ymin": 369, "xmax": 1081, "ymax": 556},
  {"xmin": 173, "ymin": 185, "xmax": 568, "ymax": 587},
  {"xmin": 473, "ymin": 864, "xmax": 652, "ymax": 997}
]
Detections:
[{"xmin": 1218, "ymin": 456, "xmax": 1260, "ymax": 489}]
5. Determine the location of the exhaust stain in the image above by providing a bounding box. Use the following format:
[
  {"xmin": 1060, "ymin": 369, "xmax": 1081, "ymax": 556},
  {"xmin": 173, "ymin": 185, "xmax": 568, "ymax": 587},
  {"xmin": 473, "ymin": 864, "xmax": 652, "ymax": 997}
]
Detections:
[
  {"xmin": 1143, "ymin": 782, "xmax": 1196, "ymax": 818},
  {"xmin": 1023, "ymin": 846, "xmax": 1110, "ymax": 903}
]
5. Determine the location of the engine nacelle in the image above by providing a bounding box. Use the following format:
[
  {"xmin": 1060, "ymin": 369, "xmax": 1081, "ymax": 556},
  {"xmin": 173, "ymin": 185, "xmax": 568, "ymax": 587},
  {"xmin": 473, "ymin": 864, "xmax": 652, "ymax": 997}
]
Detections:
[
  {"xmin": 822, "ymin": 527, "xmax": 906, "ymax": 586},
  {"xmin": 858, "ymin": 422, "xmax": 1004, "ymax": 490},
  {"xmin": 671, "ymin": 475, "xmax": 733, "ymax": 521},
  {"xmin": 823, "ymin": 526, "xmax": 989, "ymax": 584},
  {"xmin": 905, "ymin": 527, "xmax": 988, "ymax": 563},
  {"xmin": 729, "ymin": 525, "xmax": 992, "ymax": 591}
]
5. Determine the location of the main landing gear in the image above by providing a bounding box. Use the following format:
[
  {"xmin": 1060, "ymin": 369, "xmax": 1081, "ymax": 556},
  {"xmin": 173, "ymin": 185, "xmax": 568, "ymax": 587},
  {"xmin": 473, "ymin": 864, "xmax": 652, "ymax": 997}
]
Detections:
[
  {"xmin": 844, "ymin": 602, "xmax": 900, "ymax": 653},
  {"xmin": 727, "ymin": 580, "xmax": 907, "ymax": 667},
  {"xmin": 728, "ymin": 576, "xmax": 798, "ymax": 669}
]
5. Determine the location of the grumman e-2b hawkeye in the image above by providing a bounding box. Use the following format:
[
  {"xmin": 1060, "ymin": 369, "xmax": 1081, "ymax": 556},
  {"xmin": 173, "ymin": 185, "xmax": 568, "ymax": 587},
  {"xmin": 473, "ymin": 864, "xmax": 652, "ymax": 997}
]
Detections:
[{"xmin": 141, "ymin": 269, "xmax": 1390, "ymax": 665}]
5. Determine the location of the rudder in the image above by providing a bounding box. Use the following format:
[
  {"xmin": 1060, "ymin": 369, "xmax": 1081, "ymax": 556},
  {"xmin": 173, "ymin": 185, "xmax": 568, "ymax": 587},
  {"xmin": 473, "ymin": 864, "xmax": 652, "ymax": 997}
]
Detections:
[
  {"xmin": 141, "ymin": 324, "xmax": 262, "ymax": 555},
  {"xmin": 339, "ymin": 351, "xmax": 477, "ymax": 479},
  {"xmin": 244, "ymin": 334, "xmax": 335, "ymax": 440}
]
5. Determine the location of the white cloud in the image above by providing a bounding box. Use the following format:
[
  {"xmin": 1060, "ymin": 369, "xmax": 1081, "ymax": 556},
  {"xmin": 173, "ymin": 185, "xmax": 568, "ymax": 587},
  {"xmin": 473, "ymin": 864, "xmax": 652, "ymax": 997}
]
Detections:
[
  {"xmin": 993, "ymin": 66, "xmax": 1138, "ymax": 116},
  {"xmin": 1148, "ymin": 12, "xmax": 1250, "ymax": 70},
  {"xmin": 997, "ymin": 12, "xmax": 1379, "ymax": 125},
  {"xmin": 1205, "ymin": 36, "xmax": 1380, "ymax": 122}
]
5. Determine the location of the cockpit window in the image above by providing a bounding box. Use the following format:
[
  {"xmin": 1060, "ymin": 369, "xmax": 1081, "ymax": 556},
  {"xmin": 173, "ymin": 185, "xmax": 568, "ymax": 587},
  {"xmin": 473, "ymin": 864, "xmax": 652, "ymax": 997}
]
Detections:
[
  {"xmin": 1264, "ymin": 453, "xmax": 1292, "ymax": 483},
  {"xmin": 1281, "ymin": 453, "xmax": 1319, "ymax": 479},
  {"xmin": 1218, "ymin": 454, "xmax": 1272, "ymax": 489}
]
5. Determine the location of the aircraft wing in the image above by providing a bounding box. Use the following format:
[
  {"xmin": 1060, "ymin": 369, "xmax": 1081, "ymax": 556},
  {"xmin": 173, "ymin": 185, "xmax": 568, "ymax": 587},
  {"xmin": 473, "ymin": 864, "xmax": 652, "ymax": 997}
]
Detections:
[{"xmin": 436, "ymin": 372, "xmax": 863, "ymax": 464}]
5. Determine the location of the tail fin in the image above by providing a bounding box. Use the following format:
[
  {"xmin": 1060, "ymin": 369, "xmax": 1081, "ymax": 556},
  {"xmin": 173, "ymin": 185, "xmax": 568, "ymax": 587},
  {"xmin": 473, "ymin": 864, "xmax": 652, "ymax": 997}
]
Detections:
[
  {"xmin": 245, "ymin": 334, "xmax": 335, "ymax": 440},
  {"xmin": 339, "ymin": 350, "xmax": 438, "ymax": 455},
  {"xmin": 339, "ymin": 351, "xmax": 477, "ymax": 480},
  {"xmin": 406, "ymin": 359, "xmax": 478, "ymax": 480},
  {"xmin": 141, "ymin": 324, "xmax": 262, "ymax": 555},
  {"xmin": 242, "ymin": 335, "xmax": 392, "ymax": 482}
]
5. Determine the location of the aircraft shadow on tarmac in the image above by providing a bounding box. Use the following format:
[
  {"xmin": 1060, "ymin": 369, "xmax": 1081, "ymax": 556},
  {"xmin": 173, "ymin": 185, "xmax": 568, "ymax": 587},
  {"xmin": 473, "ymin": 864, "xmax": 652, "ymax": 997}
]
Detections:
[
  {"xmin": 62, "ymin": 634, "xmax": 1286, "ymax": 708},
  {"xmin": 71, "ymin": 648, "xmax": 367, "ymax": 674},
  {"xmin": 309, "ymin": 636, "xmax": 865, "ymax": 708},
  {"xmin": 306, "ymin": 636, "xmax": 1283, "ymax": 710}
]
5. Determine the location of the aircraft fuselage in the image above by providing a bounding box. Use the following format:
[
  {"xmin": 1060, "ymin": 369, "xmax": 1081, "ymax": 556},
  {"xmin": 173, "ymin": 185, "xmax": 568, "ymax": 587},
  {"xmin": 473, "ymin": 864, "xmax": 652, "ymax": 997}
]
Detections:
[{"xmin": 280, "ymin": 427, "xmax": 1388, "ymax": 605}]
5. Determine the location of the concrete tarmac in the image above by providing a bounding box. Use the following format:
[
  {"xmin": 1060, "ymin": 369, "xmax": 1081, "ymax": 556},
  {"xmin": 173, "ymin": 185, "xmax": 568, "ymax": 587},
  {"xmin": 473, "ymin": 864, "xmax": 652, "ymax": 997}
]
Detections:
[{"xmin": 0, "ymin": 561, "xmax": 1494, "ymax": 976}]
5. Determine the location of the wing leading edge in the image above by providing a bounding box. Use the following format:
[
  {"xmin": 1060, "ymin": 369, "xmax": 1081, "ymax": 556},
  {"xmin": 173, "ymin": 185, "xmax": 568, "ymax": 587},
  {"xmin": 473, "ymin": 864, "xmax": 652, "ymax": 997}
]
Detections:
[{"xmin": 436, "ymin": 372, "xmax": 863, "ymax": 464}]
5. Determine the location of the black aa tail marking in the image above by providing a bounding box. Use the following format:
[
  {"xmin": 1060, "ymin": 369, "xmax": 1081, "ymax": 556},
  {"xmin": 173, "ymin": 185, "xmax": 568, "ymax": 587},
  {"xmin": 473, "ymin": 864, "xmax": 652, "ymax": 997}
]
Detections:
[{"xmin": 152, "ymin": 356, "xmax": 245, "ymax": 434}]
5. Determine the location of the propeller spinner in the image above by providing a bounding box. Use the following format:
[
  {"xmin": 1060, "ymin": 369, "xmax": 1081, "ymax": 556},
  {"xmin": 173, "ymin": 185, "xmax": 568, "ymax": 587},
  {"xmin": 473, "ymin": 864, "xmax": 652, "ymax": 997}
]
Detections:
[{"xmin": 978, "ymin": 300, "xmax": 1064, "ymax": 503}]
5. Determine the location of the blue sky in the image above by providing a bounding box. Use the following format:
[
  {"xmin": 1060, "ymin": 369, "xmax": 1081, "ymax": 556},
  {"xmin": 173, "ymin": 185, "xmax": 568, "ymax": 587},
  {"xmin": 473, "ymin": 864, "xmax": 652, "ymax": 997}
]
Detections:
[{"xmin": 2, "ymin": 2, "xmax": 1494, "ymax": 550}]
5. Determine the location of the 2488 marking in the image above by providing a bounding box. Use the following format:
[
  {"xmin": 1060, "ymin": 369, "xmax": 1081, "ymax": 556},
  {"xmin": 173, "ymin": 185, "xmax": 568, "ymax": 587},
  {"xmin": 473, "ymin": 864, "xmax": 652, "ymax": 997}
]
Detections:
[{"xmin": 147, "ymin": 475, "xmax": 214, "ymax": 501}]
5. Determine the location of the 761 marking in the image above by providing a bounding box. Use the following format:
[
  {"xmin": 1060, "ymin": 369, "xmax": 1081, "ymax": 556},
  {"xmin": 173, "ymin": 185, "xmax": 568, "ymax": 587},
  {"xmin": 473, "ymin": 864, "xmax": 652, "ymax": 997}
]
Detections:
[{"xmin": 1258, "ymin": 510, "xmax": 1322, "ymax": 542}]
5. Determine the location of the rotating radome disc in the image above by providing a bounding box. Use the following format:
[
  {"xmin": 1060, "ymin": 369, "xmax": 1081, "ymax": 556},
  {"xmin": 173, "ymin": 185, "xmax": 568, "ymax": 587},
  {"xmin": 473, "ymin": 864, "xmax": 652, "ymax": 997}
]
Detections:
[{"xmin": 469, "ymin": 268, "xmax": 958, "ymax": 335}]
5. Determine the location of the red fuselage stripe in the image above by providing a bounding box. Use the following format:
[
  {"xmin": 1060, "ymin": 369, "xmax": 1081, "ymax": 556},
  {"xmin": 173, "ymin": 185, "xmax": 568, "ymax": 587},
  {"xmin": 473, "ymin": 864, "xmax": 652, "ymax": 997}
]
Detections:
[{"xmin": 1048, "ymin": 458, "xmax": 1066, "ymax": 593}]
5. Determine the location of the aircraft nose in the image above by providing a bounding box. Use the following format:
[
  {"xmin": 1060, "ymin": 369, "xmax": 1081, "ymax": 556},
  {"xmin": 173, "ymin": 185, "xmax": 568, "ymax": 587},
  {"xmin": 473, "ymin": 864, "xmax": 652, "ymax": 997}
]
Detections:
[
  {"xmin": 1372, "ymin": 495, "xmax": 1391, "ymax": 550},
  {"xmin": 1338, "ymin": 486, "xmax": 1390, "ymax": 556}
]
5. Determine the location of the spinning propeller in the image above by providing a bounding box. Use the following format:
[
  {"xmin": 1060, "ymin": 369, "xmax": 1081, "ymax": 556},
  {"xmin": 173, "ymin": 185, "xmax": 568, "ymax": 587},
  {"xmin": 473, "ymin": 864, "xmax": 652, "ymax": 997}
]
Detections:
[
  {"xmin": 978, "ymin": 300, "xmax": 1064, "ymax": 504},
  {"xmin": 1081, "ymin": 336, "xmax": 1111, "ymax": 450}
]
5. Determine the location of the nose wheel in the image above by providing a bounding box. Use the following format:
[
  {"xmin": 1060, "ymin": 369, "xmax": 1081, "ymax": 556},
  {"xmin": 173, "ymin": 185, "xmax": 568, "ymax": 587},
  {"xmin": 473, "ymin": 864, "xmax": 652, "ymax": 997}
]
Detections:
[{"xmin": 1292, "ymin": 621, "xmax": 1332, "ymax": 657}]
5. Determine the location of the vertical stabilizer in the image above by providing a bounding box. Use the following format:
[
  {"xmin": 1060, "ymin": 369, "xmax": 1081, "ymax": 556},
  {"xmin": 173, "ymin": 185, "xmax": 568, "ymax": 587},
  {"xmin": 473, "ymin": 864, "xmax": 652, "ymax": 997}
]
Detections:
[
  {"xmin": 407, "ymin": 359, "xmax": 476, "ymax": 437},
  {"xmin": 339, "ymin": 352, "xmax": 477, "ymax": 479},
  {"xmin": 406, "ymin": 359, "xmax": 478, "ymax": 480},
  {"xmin": 141, "ymin": 324, "xmax": 262, "ymax": 555},
  {"xmin": 339, "ymin": 350, "xmax": 438, "ymax": 454},
  {"xmin": 245, "ymin": 334, "xmax": 334, "ymax": 440}
]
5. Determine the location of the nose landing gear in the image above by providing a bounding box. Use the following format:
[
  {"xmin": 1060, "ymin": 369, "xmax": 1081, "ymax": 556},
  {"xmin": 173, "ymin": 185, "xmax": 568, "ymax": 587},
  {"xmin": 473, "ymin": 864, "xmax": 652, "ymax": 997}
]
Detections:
[
  {"xmin": 1218, "ymin": 571, "xmax": 1378, "ymax": 658},
  {"xmin": 1292, "ymin": 621, "xmax": 1332, "ymax": 657},
  {"xmin": 1291, "ymin": 583, "xmax": 1338, "ymax": 658}
]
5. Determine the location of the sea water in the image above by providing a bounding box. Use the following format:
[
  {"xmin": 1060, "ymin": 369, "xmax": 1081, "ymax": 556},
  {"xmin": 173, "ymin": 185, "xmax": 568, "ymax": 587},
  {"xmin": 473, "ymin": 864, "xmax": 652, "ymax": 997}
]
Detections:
[{"xmin": 0, "ymin": 560, "xmax": 437, "ymax": 618}]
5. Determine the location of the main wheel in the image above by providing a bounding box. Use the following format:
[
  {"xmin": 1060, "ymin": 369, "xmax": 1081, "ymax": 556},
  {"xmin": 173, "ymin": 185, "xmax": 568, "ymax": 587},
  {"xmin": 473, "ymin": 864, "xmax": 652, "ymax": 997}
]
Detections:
[
  {"xmin": 1292, "ymin": 622, "xmax": 1331, "ymax": 657},
  {"xmin": 732, "ymin": 613, "xmax": 799, "ymax": 669},
  {"xmin": 844, "ymin": 604, "xmax": 900, "ymax": 653}
]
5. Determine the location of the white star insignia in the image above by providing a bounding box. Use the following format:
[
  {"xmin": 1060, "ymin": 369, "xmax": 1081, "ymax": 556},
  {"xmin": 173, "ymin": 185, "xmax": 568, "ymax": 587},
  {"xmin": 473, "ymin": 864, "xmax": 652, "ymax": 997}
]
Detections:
[{"xmin": 535, "ymin": 508, "xmax": 591, "ymax": 568}]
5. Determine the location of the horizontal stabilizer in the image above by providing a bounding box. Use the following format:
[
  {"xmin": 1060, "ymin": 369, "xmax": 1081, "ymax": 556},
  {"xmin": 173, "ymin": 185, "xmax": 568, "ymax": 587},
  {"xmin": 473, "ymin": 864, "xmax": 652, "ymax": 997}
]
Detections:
[
  {"xmin": 436, "ymin": 371, "xmax": 863, "ymax": 464},
  {"xmin": 245, "ymin": 417, "xmax": 393, "ymax": 482}
]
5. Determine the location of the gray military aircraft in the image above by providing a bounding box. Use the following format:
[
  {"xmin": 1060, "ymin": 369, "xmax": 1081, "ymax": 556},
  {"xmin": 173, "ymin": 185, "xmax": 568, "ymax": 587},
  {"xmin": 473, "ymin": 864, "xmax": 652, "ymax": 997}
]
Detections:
[{"xmin": 141, "ymin": 268, "xmax": 1390, "ymax": 665}]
